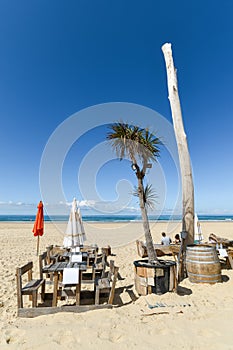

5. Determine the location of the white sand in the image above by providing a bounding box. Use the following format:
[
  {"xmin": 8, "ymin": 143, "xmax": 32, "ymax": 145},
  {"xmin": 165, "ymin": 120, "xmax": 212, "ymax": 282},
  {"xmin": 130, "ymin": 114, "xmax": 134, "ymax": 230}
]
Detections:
[{"xmin": 0, "ymin": 221, "xmax": 233, "ymax": 349}]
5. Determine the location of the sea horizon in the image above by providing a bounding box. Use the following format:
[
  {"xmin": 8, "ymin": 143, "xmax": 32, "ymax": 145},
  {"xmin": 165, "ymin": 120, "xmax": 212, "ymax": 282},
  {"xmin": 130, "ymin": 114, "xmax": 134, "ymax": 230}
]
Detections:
[{"xmin": 0, "ymin": 214, "xmax": 232, "ymax": 223}]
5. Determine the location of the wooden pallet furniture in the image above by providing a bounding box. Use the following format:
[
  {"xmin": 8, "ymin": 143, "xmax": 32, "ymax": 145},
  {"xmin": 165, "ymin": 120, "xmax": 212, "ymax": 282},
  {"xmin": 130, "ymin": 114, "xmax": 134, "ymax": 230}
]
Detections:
[
  {"xmin": 136, "ymin": 240, "xmax": 148, "ymax": 258},
  {"xmin": 46, "ymin": 245, "xmax": 56, "ymax": 264},
  {"xmin": 136, "ymin": 240, "xmax": 180, "ymax": 261},
  {"xmin": 46, "ymin": 245, "xmax": 65, "ymax": 263},
  {"xmin": 227, "ymin": 249, "xmax": 233, "ymax": 269},
  {"xmin": 16, "ymin": 261, "xmax": 45, "ymax": 309},
  {"xmin": 39, "ymin": 251, "xmax": 49, "ymax": 279},
  {"xmin": 208, "ymin": 234, "xmax": 233, "ymax": 248},
  {"xmin": 39, "ymin": 251, "xmax": 56, "ymax": 283},
  {"xmin": 94, "ymin": 260, "xmax": 119, "ymax": 305},
  {"xmin": 92, "ymin": 252, "xmax": 107, "ymax": 280},
  {"xmin": 42, "ymin": 261, "xmax": 87, "ymax": 306},
  {"xmin": 101, "ymin": 245, "xmax": 111, "ymax": 257}
]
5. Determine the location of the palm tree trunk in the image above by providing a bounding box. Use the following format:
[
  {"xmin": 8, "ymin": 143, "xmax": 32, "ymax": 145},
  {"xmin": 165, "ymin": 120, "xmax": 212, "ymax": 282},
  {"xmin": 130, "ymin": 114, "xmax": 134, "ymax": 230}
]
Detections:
[{"xmin": 138, "ymin": 177, "xmax": 158, "ymax": 263}]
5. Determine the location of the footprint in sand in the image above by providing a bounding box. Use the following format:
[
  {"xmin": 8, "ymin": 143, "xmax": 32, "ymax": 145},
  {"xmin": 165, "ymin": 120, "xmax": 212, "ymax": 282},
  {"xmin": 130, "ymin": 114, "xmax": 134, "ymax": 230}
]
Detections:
[
  {"xmin": 109, "ymin": 331, "xmax": 124, "ymax": 343},
  {"xmin": 3, "ymin": 328, "xmax": 23, "ymax": 345},
  {"xmin": 98, "ymin": 330, "xmax": 124, "ymax": 343},
  {"xmin": 52, "ymin": 330, "xmax": 81, "ymax": 345}
]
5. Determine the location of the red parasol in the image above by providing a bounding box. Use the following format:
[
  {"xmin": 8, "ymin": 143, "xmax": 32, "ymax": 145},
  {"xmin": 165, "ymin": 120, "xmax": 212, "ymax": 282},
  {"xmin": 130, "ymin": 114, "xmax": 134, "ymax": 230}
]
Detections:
[{"xmin": 32, "ymin": 201, "xmax": 44, "ymax": 255}]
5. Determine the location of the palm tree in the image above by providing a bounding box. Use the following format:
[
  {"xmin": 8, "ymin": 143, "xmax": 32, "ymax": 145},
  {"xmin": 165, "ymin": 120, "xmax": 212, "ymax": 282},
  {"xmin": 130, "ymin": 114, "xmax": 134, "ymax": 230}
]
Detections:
[{"xmin": 107, "ymin": 122, "xmax": 162, "ymax": 264}]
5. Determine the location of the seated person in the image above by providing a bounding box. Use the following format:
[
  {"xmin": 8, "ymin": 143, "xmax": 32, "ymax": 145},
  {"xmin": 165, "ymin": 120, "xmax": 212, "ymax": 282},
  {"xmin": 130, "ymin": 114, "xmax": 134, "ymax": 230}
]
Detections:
[
  {"xmin": 173, "ymin": 233, "xmax": 181, "ymax": 244},
  {"xmin": 161, "ymin": 232, "xmax": 172, "ymax": 245}
]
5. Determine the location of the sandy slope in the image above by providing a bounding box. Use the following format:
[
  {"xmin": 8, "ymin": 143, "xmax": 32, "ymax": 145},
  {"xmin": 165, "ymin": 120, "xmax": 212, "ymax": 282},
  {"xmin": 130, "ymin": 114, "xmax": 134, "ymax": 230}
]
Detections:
[{"xmin": 0, "ymin": 221, "xmax": 233, "ymax": 349}]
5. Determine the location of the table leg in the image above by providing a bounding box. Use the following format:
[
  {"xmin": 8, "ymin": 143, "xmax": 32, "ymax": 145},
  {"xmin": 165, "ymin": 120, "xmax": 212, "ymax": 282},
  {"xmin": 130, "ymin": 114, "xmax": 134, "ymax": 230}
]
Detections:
[
  {"xmin": 52, "ymin": 272, "xmax": 59, "ymax": 307},
  {"xmin": 75, "ymin": 270, "xmax": 82, "ymax": 305}
]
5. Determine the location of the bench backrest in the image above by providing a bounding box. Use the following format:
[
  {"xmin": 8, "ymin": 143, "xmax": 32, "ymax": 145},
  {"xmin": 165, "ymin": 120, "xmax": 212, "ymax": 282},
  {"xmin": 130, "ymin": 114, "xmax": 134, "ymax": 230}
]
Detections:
[
  {"xmin": 136, "ymin": 240, "xmax": 148, "ymax": 258},
  {"xmin": 39, "ymin": 252, "xmax": 48, "ymax": 279},
  {"xmin": 108, "ymin": 264, "xmax": 119, "ymax": 304}
]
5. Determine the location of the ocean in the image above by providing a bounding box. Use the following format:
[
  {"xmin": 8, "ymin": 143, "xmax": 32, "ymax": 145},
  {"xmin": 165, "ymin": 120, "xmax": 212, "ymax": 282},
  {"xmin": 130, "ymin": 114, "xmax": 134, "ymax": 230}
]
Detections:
[{"xmin": 0, "ymin": 214, "xmax": 232, "ymax": 222}]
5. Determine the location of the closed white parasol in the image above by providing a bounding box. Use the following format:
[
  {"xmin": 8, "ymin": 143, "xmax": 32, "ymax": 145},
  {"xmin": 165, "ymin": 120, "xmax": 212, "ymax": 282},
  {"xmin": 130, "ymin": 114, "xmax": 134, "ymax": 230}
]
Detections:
[{"xmin": 63, "ymin": 198, "xmax": 86, "ymax": 248}]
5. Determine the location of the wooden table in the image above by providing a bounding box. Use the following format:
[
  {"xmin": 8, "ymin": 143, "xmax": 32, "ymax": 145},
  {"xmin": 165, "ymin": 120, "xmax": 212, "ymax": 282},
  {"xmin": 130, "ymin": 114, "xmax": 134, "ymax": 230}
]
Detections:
[
  {"xmin": 62, "ymin": 251, "xmax": 97, "ymax": 268},
  {"xmin": 42, "ymin": 261, "xmax": 87, "ymax": 307},
  {"xmin": 62, "ymin": 251, "xmax": 88, "ymax": 261}
]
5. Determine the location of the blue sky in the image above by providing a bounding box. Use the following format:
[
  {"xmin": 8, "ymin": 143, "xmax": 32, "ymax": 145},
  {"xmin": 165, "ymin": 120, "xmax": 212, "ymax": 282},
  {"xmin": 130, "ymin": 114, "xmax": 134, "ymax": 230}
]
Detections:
[{"xmin": 0, "ymin": 1, "xmax": 233, "ymax": 215}]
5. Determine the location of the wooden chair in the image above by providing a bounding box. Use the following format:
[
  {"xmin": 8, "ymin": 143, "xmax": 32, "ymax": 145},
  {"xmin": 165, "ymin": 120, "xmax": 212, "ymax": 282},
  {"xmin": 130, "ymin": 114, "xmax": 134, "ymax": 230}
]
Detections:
[
  {"xmin": 92, "ymin": 253, "xmax": 107, "ymax": 280},
  {"xmin": 46, "ymin": 245, "xmax": 55, "ymax": 264},
  {"xmin": 39, "ymin": 251, "xmax": 52, "ymax": 280},
  {"xmin": 101, "ymin": 245, "xmax": 111, "ymax": 257},
  {"xmin": 16, "ymin": 261, "xmax": 45, "ymax": 308},
  {"xmin": 94, "ymin": 260, "xmax": 119, "ymax": 305},
  {"xmin": 46, "ymin": 245, "xmax": 65, "ymax": 263}
]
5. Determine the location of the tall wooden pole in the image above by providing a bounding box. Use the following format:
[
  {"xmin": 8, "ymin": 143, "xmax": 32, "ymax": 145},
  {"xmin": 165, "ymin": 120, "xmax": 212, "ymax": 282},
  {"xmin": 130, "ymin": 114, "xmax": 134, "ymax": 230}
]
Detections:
[{"xmin": 162, "ymin": 43, "xmax": 194, "ymax": 247}]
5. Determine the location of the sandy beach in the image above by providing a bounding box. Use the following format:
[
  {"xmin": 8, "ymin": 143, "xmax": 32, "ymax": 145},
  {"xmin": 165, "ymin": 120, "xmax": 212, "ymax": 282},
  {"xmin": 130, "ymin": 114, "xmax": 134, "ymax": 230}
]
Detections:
[{"xmin": 1, "ymin": 220, "xmax": 233, "ymax": 349}]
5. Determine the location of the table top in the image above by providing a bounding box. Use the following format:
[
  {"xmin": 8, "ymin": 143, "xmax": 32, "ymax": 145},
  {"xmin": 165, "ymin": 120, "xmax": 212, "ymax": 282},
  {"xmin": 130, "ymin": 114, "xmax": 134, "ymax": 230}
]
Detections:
[
  {"xmin": 43, "ymin": 261, "xmax": 87, "ymax": 273},
  {"xmin": 62, "ymin": 251, "xmax": 88, "ymax": 259}
]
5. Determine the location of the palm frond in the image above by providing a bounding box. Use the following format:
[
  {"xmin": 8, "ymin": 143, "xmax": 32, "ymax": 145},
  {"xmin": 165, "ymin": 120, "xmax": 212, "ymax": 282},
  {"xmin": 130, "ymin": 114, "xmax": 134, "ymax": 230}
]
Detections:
[
  {"xmin": 132, "ymin": 184, "xmax": 157, "ymax": 209},
  {"xmin": 107, "ymin": 122, "xmax": 161, "ymax": 166}
]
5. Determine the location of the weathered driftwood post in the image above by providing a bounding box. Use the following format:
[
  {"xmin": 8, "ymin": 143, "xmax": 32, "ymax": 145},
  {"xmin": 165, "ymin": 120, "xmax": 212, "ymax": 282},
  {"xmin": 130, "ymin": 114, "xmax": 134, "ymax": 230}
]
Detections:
[{"xmin": 162, "ymin": 43, "xmax": 194, "ymax": 258}]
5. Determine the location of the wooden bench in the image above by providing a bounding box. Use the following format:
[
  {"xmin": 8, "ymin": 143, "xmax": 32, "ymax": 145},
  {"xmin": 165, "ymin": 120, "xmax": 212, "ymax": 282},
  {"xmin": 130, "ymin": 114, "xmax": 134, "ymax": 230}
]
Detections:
[
  {"xmin": 136, "ymin": 240, "xmax": 148, "ymax": 258},
  {"xmin": 227, "ymin": 249, "xmax": 233, "ymax": 269},
  {"xmin": 136, "ymin": 240, "xmax": 180, "ymax": 261},
  {"xmin": 94, "ymin": 260, "xmax": 119, "ymax": 305},
  {"xmin": 16, "ymin": 261, "xmax": 45, "ymax": 309}
]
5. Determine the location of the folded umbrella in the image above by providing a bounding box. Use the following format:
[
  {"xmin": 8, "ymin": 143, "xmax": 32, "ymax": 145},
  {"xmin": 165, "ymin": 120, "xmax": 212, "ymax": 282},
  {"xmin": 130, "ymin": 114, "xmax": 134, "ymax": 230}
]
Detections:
[
  {"xmin": 63, "ymin": 198, "xmax": 86, "ymax": 248},
  {"xmin": 32, "ymin": 201, "xmax": 44, "ymax": 255}
]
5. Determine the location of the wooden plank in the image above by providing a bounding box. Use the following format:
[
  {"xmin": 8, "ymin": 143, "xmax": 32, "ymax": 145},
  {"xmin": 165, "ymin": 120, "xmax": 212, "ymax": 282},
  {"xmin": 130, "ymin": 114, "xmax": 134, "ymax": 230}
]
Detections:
[
  {"xmin": 48, "ymin": 262, "xmax": 60, "ymax": 272},
  {"xmin": 42, "ymin": 263, "xmax": 53, "ymax": 273},
  {"xmin": 75, "ymin": 270, "xmax": 82, "ymax": 305},
  {"xmin": 18, "ymin": 304, "xmax": 113, "ymax": 318},
  {"xmin": 22, "ymin": 279, "xmax": 45, "ymax": 294},
  {"xmin": 108, "ymin": 266, "xmax": 119, "ymax": 305},
  {"xmin": 146, "ymin": 268, "xmax": 155, "ymax": 278},
  {"xmin": 227, "ymin": 251, "xmax": 233, "ymax": 269},
  {"xmin": 136, "ymin": 266, "xmax": 147, "ymax": 277},
  {"xmin": 16, "ymin": 268, "xmax": 23, "ymax": 308},
  {"xmin": 39, "ymin": 252, "xmax": 48, "ymax": 279},
  {"xmin": 52, "ymin": 272, "xmax": 59, "ymax": 307},
  {"xmin": 19, "ymin": 262, "xmax": 33, "ymax": 275},
  {"xmin": 134, "ymin": 274, "xmax": 147, "ymax": 296}
]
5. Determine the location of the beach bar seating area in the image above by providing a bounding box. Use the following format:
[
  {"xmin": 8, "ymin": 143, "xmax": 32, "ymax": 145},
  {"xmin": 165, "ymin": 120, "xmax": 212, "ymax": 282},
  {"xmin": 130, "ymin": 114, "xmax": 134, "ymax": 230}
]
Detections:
[
  {"xmin": 16, "ymin": 243, "xmax": 119, "ymax": 318},
  {"xmin": 134, "ymin": 234, "xmax": 233, "ymax": 296}
]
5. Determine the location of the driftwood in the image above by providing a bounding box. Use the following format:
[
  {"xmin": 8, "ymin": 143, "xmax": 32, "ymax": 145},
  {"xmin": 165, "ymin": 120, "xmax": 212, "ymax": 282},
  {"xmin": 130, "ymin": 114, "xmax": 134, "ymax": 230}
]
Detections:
[
  {"xmin": 162, "ymin": 43, "xmax": 194, "ymax": 246},
  {"xmin": 142, "ymin": 310, "xmax": 183, "ymax": 317}
]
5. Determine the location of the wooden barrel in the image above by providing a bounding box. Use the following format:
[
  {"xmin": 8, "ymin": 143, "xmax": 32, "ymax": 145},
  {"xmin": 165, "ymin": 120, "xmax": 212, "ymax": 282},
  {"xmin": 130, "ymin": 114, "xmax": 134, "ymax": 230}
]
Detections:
[{"xmin": 186, "ymin": 245, "xmax": 222, "ymax": 283}]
